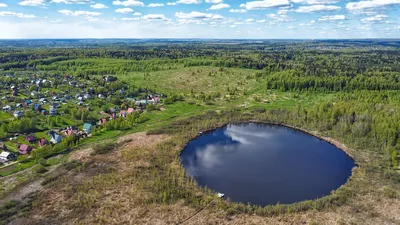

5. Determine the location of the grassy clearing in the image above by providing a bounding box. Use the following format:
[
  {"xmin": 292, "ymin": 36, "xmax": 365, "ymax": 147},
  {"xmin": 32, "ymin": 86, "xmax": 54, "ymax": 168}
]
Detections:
[{"xmin": 119, "ymin": 66, "xmax": 260, "ymax": 95}]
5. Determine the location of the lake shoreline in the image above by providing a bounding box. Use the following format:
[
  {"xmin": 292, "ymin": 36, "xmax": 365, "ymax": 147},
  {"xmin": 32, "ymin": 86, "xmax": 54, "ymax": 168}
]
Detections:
[{"xmin": 181, "ymin": 120, "xmax": 357, "ymax": 206}]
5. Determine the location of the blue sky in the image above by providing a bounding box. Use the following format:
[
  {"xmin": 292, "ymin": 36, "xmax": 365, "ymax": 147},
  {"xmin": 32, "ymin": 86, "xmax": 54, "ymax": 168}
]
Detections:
[{"xmin": 0, "ymin": 0, "xmax": 399, "ymax": 38}]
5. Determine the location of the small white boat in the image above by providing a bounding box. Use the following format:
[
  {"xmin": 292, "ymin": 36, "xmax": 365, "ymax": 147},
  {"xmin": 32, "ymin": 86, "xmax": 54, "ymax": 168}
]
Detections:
[{"xmin": 217, "ymin": 193, "xmax": 225, "ymax": 198}]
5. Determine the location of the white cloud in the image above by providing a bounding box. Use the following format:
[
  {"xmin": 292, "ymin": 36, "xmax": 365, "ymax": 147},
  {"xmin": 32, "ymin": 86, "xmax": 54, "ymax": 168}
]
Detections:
[
  {"xmin": 0, "ymin": 3, "xmax": 7, "ymax": 7},
  {"xmin": 256, "ymin": 19, "xmax": 266, "ymax": 23},
  {"xmin": 205, "ymin": 0, "xmax": 222, "ymax": 3},
  {"xmin": 209, "ymin": 3, "xmax": 230, "ymax": 10},
  {"xmin": 267, "ymin": 13, "xmax": 294, "ymax": 22},
  {"xmin": 90, "ymin": 3, "xmax": 108, "ymax": 9},
  {"xmin": 361, "ymin": 14, "xmax": 388, "ymax": 23},
  {"xmin": 175, "ymin": 11, "xmax": 212, "ymax": 19},
  {"xmin": 291, "ymin": 0, "xmax": 339, "ymax": 4},
  {"xmin": 51, "ymin": 0, "xmax": 92, "ymax": 3},
  {"xmin": 346, "ymin": 0, "xmax": 400, "ymax": 12},
  {"xmin": 87, "ymin": 17, "xmax": 99, "ymax": 22},
  {"xmin": 50, "ymin": 19, "xmax": 62, "ymax": 23},
  {"xmin": 148, "ymin": 3, "xmax": 164, "ymax": 7},
  {"xmin": 133, "ymin": 12, "xmax": 141, "ymax": 16},
  {"xmin": 177, "ymin": 0, "xmax": 202, "ymax": 3},
  {"xmin": 175, "ymin": 19, "xmax": 206, "ymax": 25},
  {"xmin": 19, "ymin": 0, "xmax": 45, "ymax": 6},
  {"xmin": 115, "ymin": 8, "xmax": 134, "ymax": 13},
  {"xmin": 142, "ymin": 14, "xmax": 168, "ymax": 20},
  {"xmin": 295, "ymin": 4, "xmax": 341, "ymax": 13},
  {"xmin": 121, "ymin": 17, "xmax": 140, "ymax": 20},
  {"xmin": 240, "ymin": 0, "xmax": 290, "ymax": 10},
  {"xmin": 0, "ymin": 11, "xmax": 36, "ymax": 18},
  {"xmin": 319, "ymin": 15, "xmax": 346, "ymax": 21},
  {"xmin": 230, "ymin": 9, "xmax": 247, "ymax": 13},
  {"xmin": 245, "ymin": 18, "xmax": 254, "ymax": 22},
  {"xmin": 211, "ymin": 14, "xmax": 223, "ymax": 20},
  {"xmin": 168, "ymin": 0, "xmax": 202, "ymax": 5},
  {"xmin": 112, "ymin": 0, "xmax": 144, "ymax": 7},
  {"xmin": 174, "ymin": 11, "xmax": 224, "ymax": 21},
  {"xmin": 58, "ymin": 10, "xmax": 101, "ymax": 17},
  {"xmin": 277, "ymin": 8, "xmax": 289, "ymax": 14},
  {"xmin": 22, "ymin": 0, "xmax": 91, "ymax": 6}
]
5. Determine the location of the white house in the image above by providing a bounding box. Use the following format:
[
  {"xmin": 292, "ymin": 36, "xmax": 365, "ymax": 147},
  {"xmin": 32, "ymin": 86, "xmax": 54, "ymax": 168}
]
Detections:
[
  {"xmin": 3, "ymin": 105, "xmax": 12, "ymax": 111},
  {"xmin": 0, "ymin": 151, "xmax": 16, "ymax": 163},
  {"xmin": 13, "ymin": 111, "xmax": 24, "ymax": 118}
]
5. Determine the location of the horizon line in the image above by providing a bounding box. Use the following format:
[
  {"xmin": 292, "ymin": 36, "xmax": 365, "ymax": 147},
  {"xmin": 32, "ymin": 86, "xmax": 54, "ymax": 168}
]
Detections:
[{"xmin": 0, "ymin": 38, "xmax": 400, "ymax": 40}]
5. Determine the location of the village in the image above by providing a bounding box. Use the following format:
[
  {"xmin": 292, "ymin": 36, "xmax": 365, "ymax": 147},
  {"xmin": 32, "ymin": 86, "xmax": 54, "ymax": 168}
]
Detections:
[{"xmin": 0, "ymin": 72, "xmax": 164, "ymax": 167}]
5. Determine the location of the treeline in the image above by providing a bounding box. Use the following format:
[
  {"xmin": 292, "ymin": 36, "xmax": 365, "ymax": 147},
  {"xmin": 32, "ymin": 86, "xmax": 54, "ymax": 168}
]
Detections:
[
  {"xmin": 2, "ymin": 45, "xmax": 400, "ymax": 77},
  {"xmin": 265, "ymin": 70, "xmax": 400, "ymax": 91},
  {"xmin": 1, "ymin": 118, "xmax": 38, "ymax": 133}
]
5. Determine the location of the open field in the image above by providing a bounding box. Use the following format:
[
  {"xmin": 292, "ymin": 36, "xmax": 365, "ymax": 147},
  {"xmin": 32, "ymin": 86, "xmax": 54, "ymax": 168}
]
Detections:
[{"xmin": 118, "ymin": 66, "xmax": 260, "ymax": 95}]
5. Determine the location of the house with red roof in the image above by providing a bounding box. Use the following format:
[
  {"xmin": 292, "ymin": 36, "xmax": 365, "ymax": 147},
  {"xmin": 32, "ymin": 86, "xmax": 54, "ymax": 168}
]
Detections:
[
  {"xmin": 65, "ymin": 126, "xmax": 79, "ymax": 136},
  {"xmin": 99, "ymin": 118, "xmax": 107, "ymax": 125},
  {"xmin": 119, "ymin": 110, "xmax": 127, "ymax": 118},
  {"xmin": 127, "ymin": 108, "xmax": 134, "ymax": 114},
  {"xmin": 19, "ymin": 144, "xmax": 33, "ymax": 155},
  {"xmin": 38, "ymin": 138, "xmax": 49, "ymax": 147}
]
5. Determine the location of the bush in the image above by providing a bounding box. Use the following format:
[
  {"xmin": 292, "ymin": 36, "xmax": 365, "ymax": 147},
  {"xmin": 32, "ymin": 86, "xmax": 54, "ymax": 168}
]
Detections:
[
  {"xmin": 253, "ymin": 107, "xmax": 266, "ymax": 113},
  {"xmin": 38, "ymin": 158, "xmax": 49, "ymax": 167},
  {"xmin": 383, "ymin": 187, "xmax": 398, "ymax": 198},
  {"xmin": 0, "ymin": 200, "xmax": 19, "ymax": 222},
  {"xmin": 34, "ymin": 164, "xmax": 48, "ymax": 174},
  {"xmin": 226, "ymin": 208, "xmax": 237, "ymax": 216},
  {"xmin": 41, "ymin": 174, "xmax": 61, "ymax": 186},
  {"xmin": 91, "ymin": 142, "xmax": 117, "ymax": 155},
  {"xmin": 63, "ymin": 160, "xmax": 83, "ymax": 171}
]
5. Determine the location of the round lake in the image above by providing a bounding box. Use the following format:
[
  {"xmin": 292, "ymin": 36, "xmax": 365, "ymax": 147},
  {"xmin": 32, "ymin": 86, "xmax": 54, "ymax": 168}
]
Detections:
[{"xmin": 180, "ymin": 123, "xmax": 355, "ymax": 206}]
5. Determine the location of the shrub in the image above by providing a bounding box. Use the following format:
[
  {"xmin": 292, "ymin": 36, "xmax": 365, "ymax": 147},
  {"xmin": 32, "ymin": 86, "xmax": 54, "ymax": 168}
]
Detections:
[
  {"xmin": 91, "ymin": 142, "xmax": 117, "ymax": 155},
  {"xmin": 41, "ymin": 174, "xmax": 61, "ymax": 186},
  {"xmin": 63, "ymin": 160, "xmax": 83, "ymax": 171},
  {"xmin": 38, "ymin": 158, "xmax": 49, "ymax": 167},
  {"xmin": 226, "ymin": 208, "xmax": 237, "ymax": 216},
  {"xmin": 0, "ymin": 200, "xmax": 19, "ymax": 222},
  {"xmin": 383, "ymin": 187, "xmax": 398, "ymax": 198},
  {"xmin": 253, "ymin": 107, "xmax": 266, "ymax": 113},
  {"xmin": 34, "ymin": 164, "xmax": 48, "ymax": 174}
]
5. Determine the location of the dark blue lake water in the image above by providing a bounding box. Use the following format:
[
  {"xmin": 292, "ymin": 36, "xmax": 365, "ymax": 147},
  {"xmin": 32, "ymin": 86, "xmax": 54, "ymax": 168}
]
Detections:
[{"xmin": 180, "ymin": 123, "xmax": 355, "ymax": 206}]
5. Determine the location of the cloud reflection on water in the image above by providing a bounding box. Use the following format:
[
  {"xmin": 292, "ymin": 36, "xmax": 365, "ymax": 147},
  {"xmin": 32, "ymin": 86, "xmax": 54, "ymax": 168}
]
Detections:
[{"xmin": 224, "ymin": 124, "xmax": 275, "ymax": 145}]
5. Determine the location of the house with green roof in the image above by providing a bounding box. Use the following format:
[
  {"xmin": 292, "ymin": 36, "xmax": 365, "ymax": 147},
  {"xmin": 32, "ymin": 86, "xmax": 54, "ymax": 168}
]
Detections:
[{"xmin": 83, "ymin": 123, "xmax": 93, "ymax": 134}]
